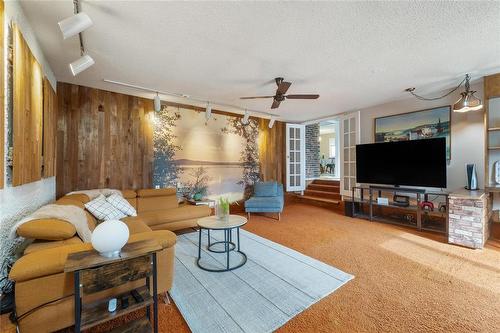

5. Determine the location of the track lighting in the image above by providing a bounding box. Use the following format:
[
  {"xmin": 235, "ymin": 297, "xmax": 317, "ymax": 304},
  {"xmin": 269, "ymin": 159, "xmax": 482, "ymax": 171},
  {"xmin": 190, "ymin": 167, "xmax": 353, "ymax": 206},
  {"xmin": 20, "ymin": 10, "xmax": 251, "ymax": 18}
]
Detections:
[
  {"xmin": 205, "ymin": 102, "xmax": 212, "ymax": 120},
  {"xmin": 242, "ymin": 110, "xmax": 250, "ymax": 125},
  {"xmin": 69, "ymin": 54, "xmax": 94, "ymax": 76},
  {"xmin": 58, "ymin": 12, "xmax": 93, "ymax": 39},
  {"xmin": 154, "ymin": 93, "xmax": 161, "ymax": 112},
  {"xmin": 268, "ymin": 117, "xmax": 276, "ymax": 129}
]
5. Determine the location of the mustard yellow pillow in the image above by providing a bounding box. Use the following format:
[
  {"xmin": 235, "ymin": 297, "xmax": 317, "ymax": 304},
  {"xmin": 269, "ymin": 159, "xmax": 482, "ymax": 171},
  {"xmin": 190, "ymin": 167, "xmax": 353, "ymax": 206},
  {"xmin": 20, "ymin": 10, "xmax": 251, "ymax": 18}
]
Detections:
[{"xmin": 17, "ymin": 218, "xmax": 77, "ymax": 241}]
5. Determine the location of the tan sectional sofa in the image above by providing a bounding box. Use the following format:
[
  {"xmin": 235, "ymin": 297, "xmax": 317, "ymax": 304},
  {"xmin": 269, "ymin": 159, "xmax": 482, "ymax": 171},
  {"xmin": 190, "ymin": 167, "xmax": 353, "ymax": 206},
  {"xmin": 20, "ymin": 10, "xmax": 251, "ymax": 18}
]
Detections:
[{"xmin": 8, "ymin": 188, "xmax": 210, "ymax": 333}]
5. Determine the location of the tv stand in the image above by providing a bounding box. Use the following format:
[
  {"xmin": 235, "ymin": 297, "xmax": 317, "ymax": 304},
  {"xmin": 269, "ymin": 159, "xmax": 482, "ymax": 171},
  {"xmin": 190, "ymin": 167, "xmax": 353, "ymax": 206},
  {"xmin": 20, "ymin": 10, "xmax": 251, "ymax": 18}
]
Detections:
[{"xmin": 350, "ymin": 185, "xmax": 449, "ymax": 234}]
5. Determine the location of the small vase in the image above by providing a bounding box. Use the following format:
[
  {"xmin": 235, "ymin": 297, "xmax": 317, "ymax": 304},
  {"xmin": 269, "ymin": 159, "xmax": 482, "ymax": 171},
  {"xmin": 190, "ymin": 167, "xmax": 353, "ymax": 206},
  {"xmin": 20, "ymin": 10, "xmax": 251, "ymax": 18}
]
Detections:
[{"xmin": 215, "ymin": 203, "xmax": 229, "ymax": 220}]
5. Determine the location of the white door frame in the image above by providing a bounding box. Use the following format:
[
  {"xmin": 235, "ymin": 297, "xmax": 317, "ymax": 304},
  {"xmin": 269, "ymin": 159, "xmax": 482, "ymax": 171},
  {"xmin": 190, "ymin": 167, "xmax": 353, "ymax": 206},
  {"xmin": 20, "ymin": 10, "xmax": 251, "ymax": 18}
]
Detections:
[
  {"xmin": 339, "ymin": 111, "xmax": 361, "ymax": 198},
  {"xmin": 286, "ymin": 123, "xmax": 306, "ymax": 192}
]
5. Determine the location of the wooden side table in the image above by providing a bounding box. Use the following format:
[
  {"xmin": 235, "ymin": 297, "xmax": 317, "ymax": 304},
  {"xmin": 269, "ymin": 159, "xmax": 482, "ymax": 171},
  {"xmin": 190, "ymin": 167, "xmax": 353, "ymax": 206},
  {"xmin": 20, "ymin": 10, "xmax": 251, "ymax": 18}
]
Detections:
[{"xmin": 64, "ymin": 239, "xmax": 162, "ymax": 333}]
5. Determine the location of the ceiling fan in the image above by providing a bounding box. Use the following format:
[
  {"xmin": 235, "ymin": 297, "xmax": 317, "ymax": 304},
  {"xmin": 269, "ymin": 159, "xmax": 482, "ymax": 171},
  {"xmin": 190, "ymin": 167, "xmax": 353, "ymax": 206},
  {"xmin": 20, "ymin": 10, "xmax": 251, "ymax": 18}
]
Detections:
[{"xmin": 240, "ymin": 77, "xmax": 320, "ymax": 109}]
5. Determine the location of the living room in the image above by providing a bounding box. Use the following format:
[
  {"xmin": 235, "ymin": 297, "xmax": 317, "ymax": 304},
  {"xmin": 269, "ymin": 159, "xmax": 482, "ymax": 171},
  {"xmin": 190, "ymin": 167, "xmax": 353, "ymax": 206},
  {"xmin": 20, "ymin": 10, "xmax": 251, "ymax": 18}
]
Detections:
[{"xmin": 1, "ymin": 1, "xmax": 499, "ymax": 333}]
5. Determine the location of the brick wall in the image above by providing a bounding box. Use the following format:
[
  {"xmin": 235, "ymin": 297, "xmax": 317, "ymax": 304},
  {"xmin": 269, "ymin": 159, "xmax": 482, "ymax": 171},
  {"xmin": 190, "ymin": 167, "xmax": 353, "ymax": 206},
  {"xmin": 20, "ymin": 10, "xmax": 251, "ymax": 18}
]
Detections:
[
  {"xmin": 305, "ymin": 124, "xmax": 320, "ymax": 179},
  {"xmin": 448, "ymin": 194, "xmax": 491, "ymax": 249}
]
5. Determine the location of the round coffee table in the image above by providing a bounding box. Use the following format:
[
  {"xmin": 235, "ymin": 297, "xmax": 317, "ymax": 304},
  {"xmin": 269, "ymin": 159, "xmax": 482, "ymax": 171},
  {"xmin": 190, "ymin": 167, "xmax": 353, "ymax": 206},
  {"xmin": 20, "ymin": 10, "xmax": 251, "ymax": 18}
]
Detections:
[{"xmin": 197, "ymin": 215, "xmax": 247, "ymax": 272}]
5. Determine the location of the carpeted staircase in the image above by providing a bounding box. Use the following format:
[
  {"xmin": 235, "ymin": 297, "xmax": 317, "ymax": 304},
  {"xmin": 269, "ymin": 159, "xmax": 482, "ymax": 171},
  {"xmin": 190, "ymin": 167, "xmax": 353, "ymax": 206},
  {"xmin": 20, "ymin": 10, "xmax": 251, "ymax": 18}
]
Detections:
[{"xmin": 296, "ymin": 179, "xmax": 343, "ymax": 211}]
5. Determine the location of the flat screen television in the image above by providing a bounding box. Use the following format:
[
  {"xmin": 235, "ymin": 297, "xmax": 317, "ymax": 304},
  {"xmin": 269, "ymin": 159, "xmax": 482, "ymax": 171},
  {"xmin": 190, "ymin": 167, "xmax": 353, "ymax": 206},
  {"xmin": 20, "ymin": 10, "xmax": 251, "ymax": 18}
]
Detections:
[{"xmin": 356, "ymin": 138, "xmax": 447, "ymax": 188}]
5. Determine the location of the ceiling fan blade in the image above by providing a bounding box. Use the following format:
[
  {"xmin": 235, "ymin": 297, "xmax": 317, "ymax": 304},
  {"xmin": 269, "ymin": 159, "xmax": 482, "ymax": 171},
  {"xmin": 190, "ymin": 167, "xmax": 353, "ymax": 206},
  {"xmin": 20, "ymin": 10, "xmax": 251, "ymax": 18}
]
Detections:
[
  {"xmin": 271, "ymin": 99, "xmax": 281, "ymax": 109},
  {"xmin": 276, "ymin": 81, "xmax": 292, "ymax": 95},
  {"xmin": 240, "ymin": 95, "xmax": 275, "ymax": 99},
  {"xmin": 285, "ymin": 94, "xmax": 320, "ymax": 99}
]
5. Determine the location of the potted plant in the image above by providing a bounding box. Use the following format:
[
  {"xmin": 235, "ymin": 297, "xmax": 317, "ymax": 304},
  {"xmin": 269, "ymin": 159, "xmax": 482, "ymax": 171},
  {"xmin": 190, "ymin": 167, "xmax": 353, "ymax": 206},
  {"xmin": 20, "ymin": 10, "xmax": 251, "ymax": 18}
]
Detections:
[{"xmin": 216, "ymin": 197, "xmax": 231, "ymax": 220}]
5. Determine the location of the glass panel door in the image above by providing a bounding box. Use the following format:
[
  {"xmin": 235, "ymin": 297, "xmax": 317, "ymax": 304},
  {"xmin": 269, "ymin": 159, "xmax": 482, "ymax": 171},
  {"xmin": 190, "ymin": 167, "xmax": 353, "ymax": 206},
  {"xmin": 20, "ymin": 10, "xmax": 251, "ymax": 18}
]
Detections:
[
  {"xmin": 286, "ymin": 124, "xmax": 306, "ymax": 192},
  {"xmin": 339, "ymin": 111, "xmax": 360, "ymax": 197}
]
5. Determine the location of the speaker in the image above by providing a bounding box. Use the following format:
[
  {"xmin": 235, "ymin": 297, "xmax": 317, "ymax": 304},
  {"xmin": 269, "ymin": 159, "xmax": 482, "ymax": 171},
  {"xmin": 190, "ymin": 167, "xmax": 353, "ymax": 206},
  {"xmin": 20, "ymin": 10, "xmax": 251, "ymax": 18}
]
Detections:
[
  {"xmin": 344, "ymin": 201, "xmax": 359, "ymax": 217},
  {"xmin": 465, "ymin": 164, "xmax": 478, "ymax": 190}
]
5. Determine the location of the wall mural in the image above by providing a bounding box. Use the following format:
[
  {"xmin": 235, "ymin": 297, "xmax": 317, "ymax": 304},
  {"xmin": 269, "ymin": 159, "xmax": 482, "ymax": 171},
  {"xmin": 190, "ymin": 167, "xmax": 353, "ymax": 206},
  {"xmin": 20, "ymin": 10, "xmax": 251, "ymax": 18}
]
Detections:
[{"xmin": 153, "ymin": 105, "xmax": 260, "ymax": 201}]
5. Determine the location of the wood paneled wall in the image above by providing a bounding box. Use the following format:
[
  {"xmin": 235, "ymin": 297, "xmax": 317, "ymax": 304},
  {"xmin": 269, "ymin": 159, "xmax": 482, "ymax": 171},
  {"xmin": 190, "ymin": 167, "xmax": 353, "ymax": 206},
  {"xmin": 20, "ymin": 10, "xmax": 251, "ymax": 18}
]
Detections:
[
  {"xmin": 258, "ymin": 119, "xmax": 286, "ymax": 185},
  {"xmin": 56, "ymin": 83, "xmax": 154, "ymax": 197},
  {"xmin": 12, "ymin": 24, "xmax": 43, "ymax": 186},
  {"xmin": 43, "ymin": 77, "xmax": 57, "ymax": 178},
  {"xmin": 0, "ymin": 0, "xmax": 4, "ymax": 189}
]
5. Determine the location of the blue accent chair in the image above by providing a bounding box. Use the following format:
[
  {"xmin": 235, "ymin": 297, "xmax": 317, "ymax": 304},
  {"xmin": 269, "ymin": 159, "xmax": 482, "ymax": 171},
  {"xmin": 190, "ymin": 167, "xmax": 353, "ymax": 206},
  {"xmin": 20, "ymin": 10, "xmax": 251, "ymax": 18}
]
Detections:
[{"xmin": 245, "ymin": 181, "xmax": 284, "ymax": 220}]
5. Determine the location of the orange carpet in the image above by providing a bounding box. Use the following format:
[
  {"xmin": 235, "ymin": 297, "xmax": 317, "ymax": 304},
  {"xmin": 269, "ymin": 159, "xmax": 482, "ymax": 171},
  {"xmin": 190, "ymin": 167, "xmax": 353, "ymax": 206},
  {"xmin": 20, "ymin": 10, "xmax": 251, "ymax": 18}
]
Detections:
[{"xmin": 2, "ymin": 203, "xmax": 499, "ymax": 333}]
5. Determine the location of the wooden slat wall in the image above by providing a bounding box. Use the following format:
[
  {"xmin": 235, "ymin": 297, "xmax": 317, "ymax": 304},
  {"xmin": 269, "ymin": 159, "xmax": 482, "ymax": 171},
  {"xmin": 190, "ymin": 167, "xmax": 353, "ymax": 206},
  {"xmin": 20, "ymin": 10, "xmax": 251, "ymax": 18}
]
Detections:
[
  {"xmin": 0, "ymin": 0, "xmax": 4, "ymax": 189},
  {"xmin": 258, "ymin": 119, "xmax": 286, "ymax": 185},
  {"xmin": 56, "ymin": 83, "xmax": 154, "ymax": 197},
  {"xmin": 43, "ymin": 77, "xmax": 57, "ymax": 178},
  {"xmin": 12, "ymin": 24, "xmax": 43, "ymax": 186}
]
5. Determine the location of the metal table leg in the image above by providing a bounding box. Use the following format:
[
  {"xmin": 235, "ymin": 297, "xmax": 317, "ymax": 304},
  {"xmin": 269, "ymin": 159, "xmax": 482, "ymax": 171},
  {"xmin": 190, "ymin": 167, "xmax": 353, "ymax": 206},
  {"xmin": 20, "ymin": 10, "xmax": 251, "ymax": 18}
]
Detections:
[
  {"xmin": 74, "ymin": 271, "xmax": 81, "ymax": 333},
  {"xmin": 152, "ymin": 253, "xmax": 158, "ymax": 333}
]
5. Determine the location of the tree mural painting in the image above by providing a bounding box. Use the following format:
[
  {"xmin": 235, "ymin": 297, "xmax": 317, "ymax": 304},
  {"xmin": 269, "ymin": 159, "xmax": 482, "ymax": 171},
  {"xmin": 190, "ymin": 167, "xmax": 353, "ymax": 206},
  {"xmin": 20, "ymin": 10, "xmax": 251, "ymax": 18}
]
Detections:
[
  {"xmin": 222, "ymin": 118, "xmax": 260, "ymax": 199},
  {"xmin": 180, "ymin": 166, "xmax": 211, "ymax": 199},
  {"xmin": 153, "ymin": 106, "xmax": 182, "ymax": 187}
]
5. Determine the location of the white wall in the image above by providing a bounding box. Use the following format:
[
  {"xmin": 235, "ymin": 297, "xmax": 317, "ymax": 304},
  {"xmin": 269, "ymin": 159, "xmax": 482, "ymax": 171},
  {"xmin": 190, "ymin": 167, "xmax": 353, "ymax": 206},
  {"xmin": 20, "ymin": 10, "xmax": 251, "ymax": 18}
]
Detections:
[{"xmin": 358, "ymin": 82, "xmax": 484, "ymax": 191}]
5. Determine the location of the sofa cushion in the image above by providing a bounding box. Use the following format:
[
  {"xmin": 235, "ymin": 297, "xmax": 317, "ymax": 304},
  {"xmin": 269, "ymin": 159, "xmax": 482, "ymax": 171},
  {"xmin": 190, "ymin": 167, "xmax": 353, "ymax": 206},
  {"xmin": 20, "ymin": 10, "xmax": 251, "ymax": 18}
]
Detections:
[
  {"xmin": 55, "ymin": 197, "xmax": 85, "ymax": 209},
  {"xmin": 60, "ymin": 193, "xmax": 90, "ymax": 204},
  {"xmin": 137, "ymin": 205, "xmax": 211, "ymax": 227},
  {"xmin": 84, "ymin": 194, "xmax": 127, "ymax": 221},
  {"xmin": 245, "ymin": 196, "xmax": 283, "ymax": 209},
  {"xmin": 107, "ymin": 193, "xmax": 137, "ymax": 216},
  {"xmin": 17, "ymin": 219, "xmax": 77, "ymax": 241},
  {"xmin": 122, "ymin": 189, "xmax": 137, "ymax": 199},
  {"xmin": 137, "ymin": 193, "xmax": 179, "ymax": 212},
  {"xmin": 254, "ymin": 181, "xmax": 278, "ymax": 197},
  {"xmin": 122, "ymin": 217, "xmax": 152, "ymax": 234},
  {"xmin": 137, "ymin": 188, "xmax": 176, "ymax": 198},
  {"xmin": 24, "ymin": 237, "xmax": 83, "ymax": 255}
]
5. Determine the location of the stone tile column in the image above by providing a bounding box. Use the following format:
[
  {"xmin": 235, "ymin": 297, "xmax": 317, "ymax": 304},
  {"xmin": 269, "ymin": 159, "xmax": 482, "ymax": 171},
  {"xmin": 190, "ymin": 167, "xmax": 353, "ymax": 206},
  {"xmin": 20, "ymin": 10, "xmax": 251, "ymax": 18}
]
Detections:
[{"xmin": 448, "ymin": 190, "xmax": 491, "ymax": 249}]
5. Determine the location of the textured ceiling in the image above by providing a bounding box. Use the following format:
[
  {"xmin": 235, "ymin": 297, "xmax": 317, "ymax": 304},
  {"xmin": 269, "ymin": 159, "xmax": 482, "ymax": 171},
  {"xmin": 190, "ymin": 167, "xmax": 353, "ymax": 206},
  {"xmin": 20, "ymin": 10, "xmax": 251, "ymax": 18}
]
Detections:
[{"xmin": 19, "ymin": 1, "xmax": 500, "ymax": 122}]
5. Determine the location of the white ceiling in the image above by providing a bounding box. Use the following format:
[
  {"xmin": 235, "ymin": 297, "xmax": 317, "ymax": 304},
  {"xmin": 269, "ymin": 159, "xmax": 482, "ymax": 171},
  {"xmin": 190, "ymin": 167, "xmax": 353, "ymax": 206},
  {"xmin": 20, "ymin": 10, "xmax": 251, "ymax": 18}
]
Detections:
[{"xmin": 19, "ymin": 1, "xmax": 500, "ymax": 122}]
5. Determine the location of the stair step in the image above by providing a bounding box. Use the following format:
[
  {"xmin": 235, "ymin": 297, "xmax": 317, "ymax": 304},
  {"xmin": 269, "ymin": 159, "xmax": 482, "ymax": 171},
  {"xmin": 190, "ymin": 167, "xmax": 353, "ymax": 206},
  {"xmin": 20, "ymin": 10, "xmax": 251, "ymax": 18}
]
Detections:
[
  {"xmin": 312, "ymin": 179, "xmax": 340, "ymax": 186},
  {"xmin": 304, "ymin": 190, "xmax": 341, "ymax": 200},
  {"xmin": 298, "ymin": 195, "xmax": 341, "ymax": 204},
  {"xmin": 307, "ymin": 184, "xmax": 340, "ymax": 193}
]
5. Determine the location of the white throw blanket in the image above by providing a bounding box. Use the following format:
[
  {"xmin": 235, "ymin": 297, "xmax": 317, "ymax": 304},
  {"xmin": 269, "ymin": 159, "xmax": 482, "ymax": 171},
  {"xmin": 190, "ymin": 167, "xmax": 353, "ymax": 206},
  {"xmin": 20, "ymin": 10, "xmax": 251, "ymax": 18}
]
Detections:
[
  {"xmin": 67, "ymin": 188, "xmax": 122, "ymax": 200},
  {"xmin": 10, "ymin": 204, "xmax": 92, "ymax": 242}
]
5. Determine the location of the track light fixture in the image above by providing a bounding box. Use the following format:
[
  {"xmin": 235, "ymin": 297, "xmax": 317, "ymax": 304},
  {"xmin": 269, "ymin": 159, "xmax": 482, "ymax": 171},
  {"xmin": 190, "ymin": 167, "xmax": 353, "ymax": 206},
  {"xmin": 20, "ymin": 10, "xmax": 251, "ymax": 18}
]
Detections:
[
  {"xmin": 154, "ymin": 93, "xmax": 161, "ymax": 112},
  {"xmin": 58, "ymin": 12, "xmax": 93, "ymax": 40},
  {"xmin": 242, "ymin": 110, "xmax": 250, "ymax": 125},
  {"xmin": 405, "ymin": 74, "xmax": 483, "ymax": 113},
  {"xmin": 69, "ymin": 54, "xmax": 94, "ymax": 76},
  {"xmin": 62, "ymin": 0, "xmax": 94, "ymax": 76},
  {"xmin": 268, "ymin": 117, "xmax": 276, "ymax": 129},
  {"xmin": 205, "ymin": 102, "xmax": 212, "ymax": 120}
]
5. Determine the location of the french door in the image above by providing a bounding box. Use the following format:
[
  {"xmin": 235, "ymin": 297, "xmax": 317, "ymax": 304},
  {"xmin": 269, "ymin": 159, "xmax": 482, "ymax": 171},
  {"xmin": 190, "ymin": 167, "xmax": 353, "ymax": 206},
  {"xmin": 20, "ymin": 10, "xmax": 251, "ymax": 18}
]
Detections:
[
  {"xmin": 286, "ymin": 124, "xmax": 306, "ymax": 192},
  {"xmin": 339, "ymin": 111, "xmax": 360, "ymax": 197}
]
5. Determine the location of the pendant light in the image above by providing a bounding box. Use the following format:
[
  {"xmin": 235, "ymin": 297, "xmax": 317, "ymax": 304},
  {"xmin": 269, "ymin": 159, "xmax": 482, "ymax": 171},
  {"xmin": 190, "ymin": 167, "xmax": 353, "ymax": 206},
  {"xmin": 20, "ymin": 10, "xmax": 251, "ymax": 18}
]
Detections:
[
  {"xmin": 154, "ymin": 93, "xmax": 161, "ymax": 112},
  {"xmin": 452, "ymin": 74, "xmax": 483, "ymax": 112},
  {"xmin": 406, "ymin": 74, "xmax": 483, "ymax": 113}
]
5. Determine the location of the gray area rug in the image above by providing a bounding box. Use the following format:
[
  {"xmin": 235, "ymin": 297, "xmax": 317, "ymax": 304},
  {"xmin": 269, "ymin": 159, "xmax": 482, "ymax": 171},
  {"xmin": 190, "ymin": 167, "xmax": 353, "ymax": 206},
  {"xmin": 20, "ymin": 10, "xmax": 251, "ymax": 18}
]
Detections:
[{"xmin": 170, "ymin": 229, "xmax": 354, "ymax": 333}]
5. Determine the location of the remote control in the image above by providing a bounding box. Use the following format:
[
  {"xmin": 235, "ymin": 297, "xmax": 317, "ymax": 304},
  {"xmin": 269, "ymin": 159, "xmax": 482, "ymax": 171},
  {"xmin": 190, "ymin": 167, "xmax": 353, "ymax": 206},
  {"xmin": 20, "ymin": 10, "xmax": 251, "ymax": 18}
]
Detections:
[
  {"xmin": 121, "ymin": 296, "xmax": 129, "ymax": 309},
  {"xmin": 131, "ymin": 289, "xmax": 144, "ymax": 303}
]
